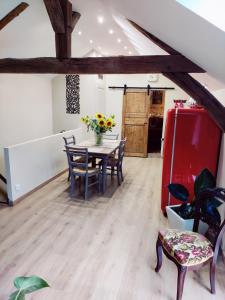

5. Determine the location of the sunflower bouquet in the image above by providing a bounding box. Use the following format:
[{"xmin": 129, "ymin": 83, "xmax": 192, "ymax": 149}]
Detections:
[{"xmin": 81, "ymin": 113, "xmax": 116, "ymax": 145}]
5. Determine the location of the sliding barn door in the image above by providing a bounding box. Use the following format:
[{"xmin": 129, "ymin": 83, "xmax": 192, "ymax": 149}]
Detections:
[{"xmin": 122, "ymin": 91, "xmax": 150, "ymax": 157}]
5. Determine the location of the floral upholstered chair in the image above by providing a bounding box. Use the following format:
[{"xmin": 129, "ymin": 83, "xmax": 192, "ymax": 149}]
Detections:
[{"xmin": 155, "ymin": 188, "xmax": 225, "ymax": 300}]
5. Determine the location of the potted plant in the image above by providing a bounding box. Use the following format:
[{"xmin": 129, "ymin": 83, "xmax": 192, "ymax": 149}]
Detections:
[
  {"xmin": 81, "ymin": 113, "xmax": 116, "ymax": 146},
  {"xmin": 166, "ymin": 168, "xmax": 222, "ymax": 233}
]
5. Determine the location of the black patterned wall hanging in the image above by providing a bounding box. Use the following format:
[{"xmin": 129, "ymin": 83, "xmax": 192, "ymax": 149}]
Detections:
[{"xmin": 66, "ymin": 74, "xmax": 80, "ymax": 114}]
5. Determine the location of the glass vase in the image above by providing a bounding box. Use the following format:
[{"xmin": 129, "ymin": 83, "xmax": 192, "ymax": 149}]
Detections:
[{"xmin": 95, "ymin": 132, "xmax": 103, "ymax": 146}]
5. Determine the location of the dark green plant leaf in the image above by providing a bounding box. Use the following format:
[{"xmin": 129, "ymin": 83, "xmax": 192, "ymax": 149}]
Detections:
[
  {"xmin": 203, "ymin": 206, "xmax": 221, "ymax": 226},
  {"xmin": 202, "ymin": 198, "xmax": 222, "ymax": 211},
  {"xmin": 9, "ymin": 276, "xmax": 49, "ymax": 300},
  {"xmin": 14, "ymin": 276, "xmax": 49, "ymax": 293},
  {"xmin": 194, "ymin": 168, "xmax": 216, "ymax": 199},
  {"xmin": 178, "ymin": 203, "xmax": 195, "ymax": 219},
  {"xmin": 168, "ymin": 184, "xmax": 189, "ymax": 203},
  {"xmin": 9, "ymin": 290, "xmax": 25, "ymax": 300}
]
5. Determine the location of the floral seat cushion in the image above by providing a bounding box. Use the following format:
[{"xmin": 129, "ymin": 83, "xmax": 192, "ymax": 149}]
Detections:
[{"xmin": 159, "ymin": 229, "xmax": 213, "ymax": 266}]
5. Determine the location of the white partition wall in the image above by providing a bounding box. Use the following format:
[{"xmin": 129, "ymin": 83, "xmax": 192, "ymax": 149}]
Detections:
[{"xmin": 4, "ymin": 128, "xmax": 84, "ymax": 204}]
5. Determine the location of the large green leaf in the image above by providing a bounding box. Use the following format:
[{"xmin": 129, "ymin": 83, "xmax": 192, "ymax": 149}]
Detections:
[
  {"xmin": 14, "ymin": 276, "xmax": 49, "ymax": 293},
  {"xmin": 168, "ymin": 184, "xmax": 189, "ymax": 203},
  {"xmin": 9, "ymin": 291, "xmax": 25, "ymax": 300},
  {"xmin": 9, "ymin": 276, "xmax": 49, "ymax": 300},
  {"xmin": 202, "ymin": 198, "xmax": 222, "ymax": 226},
  {"xmin": 194, "ymin": 168, "xmax": 216, "ymax": 199}
]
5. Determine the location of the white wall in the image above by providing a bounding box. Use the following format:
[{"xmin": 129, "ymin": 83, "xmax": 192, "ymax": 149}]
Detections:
[
  {"xmin": 0, "ymin": 74, "xmax": 53, "ymax": 189},
  {"xmin": 104, "ymin": 74, "xmax": 189, "ymax": 139},
  {"xmin": 4, "ymin": 128, "xmax": 83, "ymax": 203},
  {"xmin": 52, "ymin": 75, "xmax": 106, "ymax": 134},
  {"xmin": 212, "ymin": 89, "xmax": 225, "ymax": 187}
]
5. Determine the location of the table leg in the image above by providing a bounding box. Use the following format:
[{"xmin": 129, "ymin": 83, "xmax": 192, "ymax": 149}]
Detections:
[{"xmin": 102, "ymin": 156, "xmax": 108, "ymax": 193}]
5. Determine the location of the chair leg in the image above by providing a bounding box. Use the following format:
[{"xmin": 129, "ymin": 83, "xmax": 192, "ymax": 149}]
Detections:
[
  {"xmin": 111, "ymin": 166, "xmax": 115, "ymax": 178},
  {"xmin": 176, "ymin": 266, "xmax": 187, "ymax": 300},
  {"xmin": 120, "ymin": 166, "xmax": 124, "ymax": 181},
  {"xmin": 92, "ymin": 157, "xmax": 96, "ymax": 167},
  {"xmin": 78, "ymin": 176, "xmax": 82, "ymax": 193},
  {"xmin": 98, "ymin": 174, "xmax": 101, "ymax": 193},
  {"xmin": 70, "ymin": 175, "xmax": 75, "ymax": 197},
  {"xmin": 84, "ymin": 176, "xmax": 89, "ymax": 200},
  {"xmin": 155, "ymin": 237, "xmax": 163, "ymax": 272},
  {"xmin": 68, "ymin": 169, "xmax": 71, "ymax": 182},
  {"xmin": 117, "ymin": 170, "xmax": 121, "ymax": 185},
  {"xmin": 210, "ymin": 259, "xmax": 216, "ymax": 294}
]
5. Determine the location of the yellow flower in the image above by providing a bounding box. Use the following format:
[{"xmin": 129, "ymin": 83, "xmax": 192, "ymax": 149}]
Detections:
[
  {"xmin": 96, "ymin": 113, "xmax": 104, "ymax": 119},
  {"xmin": 106, "ymin": 118, "xmax": 113, "ymax": 127},
  {"xmin": 81, "ymin": 116, "xmax": 90, "ymax": 125},
  {"xmin": 98, "ymin": 118, "xmax": 105, "ymax": 127}
]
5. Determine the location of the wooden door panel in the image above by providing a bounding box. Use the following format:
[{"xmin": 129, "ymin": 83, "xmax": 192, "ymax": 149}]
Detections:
[
  {"xmin": 122, "ymin": 91, "xmax": 150, "ymax": 157},
  {"xmin": 123, "ymin": 92, "xmax": 149, "ymax": 117},
  {"xmin": 124, "ymin": 124, "xmax": 148, "ymax": 157},
  {"xmin": 124, "ymin": 117, "xmax": 147, "ymax": 125}
]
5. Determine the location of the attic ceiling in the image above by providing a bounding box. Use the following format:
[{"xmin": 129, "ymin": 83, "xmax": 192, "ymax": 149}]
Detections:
[{"xmin": 0, "ymin": 0, "xmax": 224, "ymax": 90}]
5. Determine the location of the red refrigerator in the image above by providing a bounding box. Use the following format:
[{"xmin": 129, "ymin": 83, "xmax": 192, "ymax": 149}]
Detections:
[{"xmin": 161, "ymin": 108, "xmax": 221, "ymax": 213}]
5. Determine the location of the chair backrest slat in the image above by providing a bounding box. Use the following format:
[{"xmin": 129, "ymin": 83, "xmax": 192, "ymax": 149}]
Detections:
[
  {"xmin": 118, "ymin": 138, "xmax": 126, "ymax": 165},
  {"xmin": 63, "ymin": 135, "xmax": 76, "ymax": 146},
  {"xmin": 65, "ymin": 146, "xmax": 89, "ymax": 173}
]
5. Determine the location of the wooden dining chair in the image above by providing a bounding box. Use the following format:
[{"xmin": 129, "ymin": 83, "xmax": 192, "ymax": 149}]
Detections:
[
  {"xmin": 65, "ymin": 147, "xmax": 101, "ymax": 200},
  {"xmin": 101, "ymin": 138, "xmax": 126, "ymax": 185},
  {"xmin": 63, "ymin": 135, "xmax": 94, "ymax": 181},
  {"xmin": 100, "ymin": 134, "xmax": 119, "ymax": 165},
  {"xmin": 155, "ymin": 187, "xmax": 225, "ymax": 300}
]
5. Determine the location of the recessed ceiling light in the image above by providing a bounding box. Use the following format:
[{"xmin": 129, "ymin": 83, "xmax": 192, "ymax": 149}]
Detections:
[
  {"xmin": 124, "ymin": 46, "xmax": 127, "ymax": 50},
  {"xmin": 98, "ymin": 54, "xmax": 102, "ymax": 57},
  {"xmin": 117, "ymin": 38, "xmax": 121, "ymax": 43},
  {"xmin": 97, "ymin": 16, "xmax": 104, "ymax": 24},
  {"xmin": 128, "ymin": 51, "xmax": 132, "ymax": 55},
  {"xmin": 78, "ymin": 31, "xmax": 82, "ymax": 35},
  {"xmin": 109, "ymin": 29, "xmax": 114, "ymax": 34},
  {"xmin": 89, "ymin": 39, "xmax": 93, "ymax": 44}
]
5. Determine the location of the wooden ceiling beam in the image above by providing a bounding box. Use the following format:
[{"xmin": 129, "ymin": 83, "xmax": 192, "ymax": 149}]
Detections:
[
  {"xmin": 0, "ymin": 55, "xmax": 205, "ymax": 74},
  {"xmin": 44, "ymin": 0, "xmax": 81, "ymax": 59},
  {"xmin": 55, "ymin": 0, "xmax": 72, "ymax": 59},
  {"xmin": 0, "ymin": 2, "xmax": 29, "ymax": 31},
  {"xmin": 164, "ymin": 72, "xmax": 225, "ymax": 131},
  {"xmin": 71, "ymin": 11, "xmax": 81, "ymax": 31},
  {"xmin": 43, "ymin": 0, "xmax": 65, "ymax": 33},
  {"xmin": 129, "ymin": 19, "xmax": 225, "ymax": 131}
]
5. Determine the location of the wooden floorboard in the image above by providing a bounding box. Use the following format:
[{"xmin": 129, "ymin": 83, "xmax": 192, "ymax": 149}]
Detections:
[{"xmin": 0, "ymin": 157, "xmax": 224, "ymax": 299}]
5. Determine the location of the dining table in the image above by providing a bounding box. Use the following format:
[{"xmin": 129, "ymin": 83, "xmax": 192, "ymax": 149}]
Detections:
[{"xmin": 75, "ymin": 139, "xmax": 120, "ymax": 193}]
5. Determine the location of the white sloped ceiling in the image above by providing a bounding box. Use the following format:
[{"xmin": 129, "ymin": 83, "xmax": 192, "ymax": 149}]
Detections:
[{"xmin": 105, "ymin": 0, "xmax": 225, "ymax": 86}]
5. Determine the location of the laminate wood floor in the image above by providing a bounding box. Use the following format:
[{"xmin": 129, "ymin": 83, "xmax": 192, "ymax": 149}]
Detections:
[{"xmin": 0, "ymin": 157, "xmax": 225, "ymax": 300}]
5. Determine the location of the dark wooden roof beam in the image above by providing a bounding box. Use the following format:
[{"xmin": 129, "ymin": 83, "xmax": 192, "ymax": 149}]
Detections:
[
  {"xmin": 71, "ymin": 11, "xmax": 81, "ymax": 31},
  {"xmin": 0, "ymin": 2, "xmax": 29, "ymax": 31},
  {"xmin": 44, "ymin": 0, "xmax": 81, "ymax": 58},
  {"xmin": 0, "ymin": 55, "xmax": 205, "ymax": 74},
  {"xmin": 43, "ymin": 0, "xmax": 65, "ymax": 33}
]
